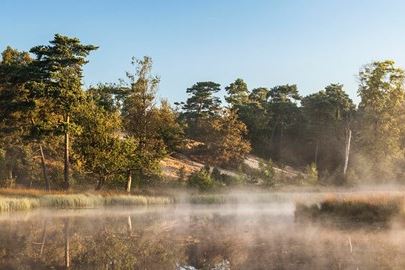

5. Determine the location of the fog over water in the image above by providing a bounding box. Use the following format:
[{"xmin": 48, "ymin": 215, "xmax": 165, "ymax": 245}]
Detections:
[{"xmin": 1, "ymin": 191, "xmax": 405, "ymax": 269}]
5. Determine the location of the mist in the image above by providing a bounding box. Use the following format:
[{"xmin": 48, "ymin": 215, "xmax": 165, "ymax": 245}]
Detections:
[{"xmin": 1, "ymin": 189, "xmax": 405, "ymax": 269}]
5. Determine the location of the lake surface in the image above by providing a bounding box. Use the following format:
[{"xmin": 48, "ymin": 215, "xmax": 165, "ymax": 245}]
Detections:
[{"xmin": 0, "ymin": 195, "xmax": 405, "ymax": 269}]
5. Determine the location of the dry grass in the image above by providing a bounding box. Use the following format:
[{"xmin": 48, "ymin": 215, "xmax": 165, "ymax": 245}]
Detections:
[
  {"xmin": 295, "ymin": 193, "xmax": 405, "ymax": 225},
  {"xmin": 160, "ymin": 155, "xmax": 202, "ymax": 180},
  {"xmin": 0, "ymin": 196, "xmax": 40, "ymax": 212},
  {"xmin": 105, "ymin": 195, "xmax": 173, "ymax": 206},
  {"xmin": 0, "ymin": 188, "xmax": 66, "ymax": 197},
  {"xmin": 0, "ymin": 188, "xmax": 173, "ymax": 212}
]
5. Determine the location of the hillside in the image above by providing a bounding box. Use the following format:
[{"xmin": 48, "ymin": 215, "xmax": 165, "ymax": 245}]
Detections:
[{"xmin": 160, "ymin": 153, "xmax": 304, "ymax": 183}]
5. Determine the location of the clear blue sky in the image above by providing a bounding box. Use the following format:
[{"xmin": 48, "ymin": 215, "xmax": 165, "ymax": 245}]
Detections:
[{"xmin": 2, "ymin": 0, "xmax": 405, "ymax": 104}]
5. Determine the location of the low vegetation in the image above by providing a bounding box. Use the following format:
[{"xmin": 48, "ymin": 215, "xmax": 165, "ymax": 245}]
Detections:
[
  {"xmin": 295, "ymin": 194, "xmax": 404, "ymax": 225},
  {"xmin": 0, "ymin": 189, "xmax": 173, "ymax": 212}
]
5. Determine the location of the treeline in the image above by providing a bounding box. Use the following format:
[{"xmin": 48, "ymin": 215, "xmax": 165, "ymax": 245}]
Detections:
[{"xmin": 1, "ymin": 34, "xmax": 405, "ymax": 190}]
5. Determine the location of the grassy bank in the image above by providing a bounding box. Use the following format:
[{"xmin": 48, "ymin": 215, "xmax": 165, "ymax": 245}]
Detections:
[
  {"xmin": 295, "ymin": 194, "xmax": 404, "ymax": 225},
  {"xmin": 0, "ymin": 189, "xmax": 173, "ymax": 212}
]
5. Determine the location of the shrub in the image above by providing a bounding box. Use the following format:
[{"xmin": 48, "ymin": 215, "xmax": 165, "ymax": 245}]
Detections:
[
  {"xmin": 259, "ymin": 159, "xmax": 275, "ymax": 187},
  {"xmin": 187, "ymin": 167, "xmax": 214, "ymax": 191},
  {"xmin": 211, "ymin": 167, "xmax": 223, "ymax": 182},
  {"xmin": 305, "ymin": 162, "xmax": 318, "ymax": 184},
  {"xmin": 177, "ymin": 166, "xmax": 187, "ymax": 181}
]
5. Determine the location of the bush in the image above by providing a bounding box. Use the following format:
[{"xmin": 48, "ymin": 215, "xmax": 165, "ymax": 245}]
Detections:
[
  {"xmin": 187, "ymin": 167, "xmax": 214, "ymax": 191},
  {"xmin": 177, "ymin": 166, "xmax": 187, "ymax": 181},
  {"xmin": 259, "ymin": 159, "xmax": 275, "ymax": 187},
  {"xmin": 305, "ymin": 162, "xmax": 318, "ymax": 184},
  {"xmin": 211, "ymin": 167, "xmax": 223, "ymax": 182}
]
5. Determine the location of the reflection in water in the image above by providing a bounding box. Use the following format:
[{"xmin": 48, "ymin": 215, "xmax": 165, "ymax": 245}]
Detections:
[
  {"xmin": 64, "ymin": 218, "xmax": 70, "ymax": 269},
  {"xmin": 0, "ymin": 203, "xmax": 404, "ymax": 269}
]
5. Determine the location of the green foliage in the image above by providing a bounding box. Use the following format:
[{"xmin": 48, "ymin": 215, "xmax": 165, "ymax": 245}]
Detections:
[
  {"xmin": 27, "ymin": 34, "xmax": 98, "ymax": 189},
  {"xmin": 301, "ymin": 84, "xmax": 354, "ymax": 182},
  {"xmin": 121, "ymin": 56, "xmax": 169, "ymax": 181},
  {"xmin": 225, "ymin": 78, "xmax": 249, "ymax": 107},
  {"xmin": 73, "ymin": 98, "xmax": 139, "ymax": 189},
  {"xmin": 187, "ymin": 166, "xmax": 215, "ymax": 191},
  {"xmin": 29, "ymin": 34, "xmax": 98, "ymax": 113},
  {"xmin": 258, "ymin": 159, "xmax": 275, "ymax": 187},
  {"xmin": 4, "ymin": 33, "xmax": 405, "ymax": 189},
  {"xmin": 305, "ymin": 162, "xmax": 318, "ymax": 184},
  {"xmin": 155, "ymin": 100, "xmax": 185, "ymax": 152},
  {"xmin": 357, "ymin": 60, "xmax": 405, "ymax": 163},
  {"xmin": 183, "ymin": 81, "xmax": 222, "ymax": 120}
]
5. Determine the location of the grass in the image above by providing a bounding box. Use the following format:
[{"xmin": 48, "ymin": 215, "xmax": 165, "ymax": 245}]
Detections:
[
  {"xmin": 295, "ymin": 194, "xmax": 404, "ymax": 225},
  {"xmin": 0, "ymin": 196, "xmax": 40, "ymax": 212},
  {"xmin": 0, "ymin": 188, "xmax": 173, "ymax": 212}
]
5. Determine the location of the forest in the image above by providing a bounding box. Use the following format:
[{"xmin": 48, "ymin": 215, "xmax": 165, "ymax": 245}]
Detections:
[{"xmin": 1, "ymin": 34, "xmax": 405, "ymax": 192}]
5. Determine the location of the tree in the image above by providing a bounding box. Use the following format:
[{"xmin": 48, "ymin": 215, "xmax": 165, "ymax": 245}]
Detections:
[
  {"xmin": 233, "ymin": 87, "xmax": 270, "ymax": 157},
  {"xmin": 266, "ymin": 84, "xmax": 301, "ymax": 162},
  {"xmin": 0, "ymin": 46, "xmax": 51, "ymax": 188},
  {"xmin": 225, "ymin": 78, "xmax": 249, "ymax": 108},
  {"xmin": 249, "ymin": 87, "xmax": 269, "ymax": 105},
  {"xmin": 208, "ymin": 109, "xmax": 251, "ymax": 166},
  {"xmin": 155, "ymin": 100, "xmax": 185, "ymax": 153},
  {"xmin": 356, "ymin": 60, "xmax": 405, "ymax": 171},
  {"xmin": 87, "ymin": 83, "xmax": 123, "ymax": 113},
  {"xmin": 301, "ymin": 84, "xmax": 355, "ymax": 183},
  {"xmin": 29, "ymin": 34, "xmax": 98, "ymax": 189},
  {"xmin": 122, "ymin": 56, "xmax": 167, "ymax": 186},
  {"xmin": 74, "ymin": 99, "xmax": 138, "ymax": 190},
  {"xmin": 182, "ymin": 81, "xmax": 221, "ymax": 140},
  {"xmin": 0, "ymin": 47, "xmax": 32, "ymax": 183}
]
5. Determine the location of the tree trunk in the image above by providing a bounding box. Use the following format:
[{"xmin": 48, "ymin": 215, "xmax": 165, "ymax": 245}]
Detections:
[
  {"xmin": 314, "ymin": 140, "xmax": 319, "ymax": 166},
  {"xmin": 64, "ymin": 219, "xmax": 70, "ymax": 269},
  {"xmin": 64, "ymin": 115, "xmax": 70, "ymax": 190},
  {"xmin": 95, "ymin": 176, "xmax": 105, "ymax": 191},
  {"xmin": 279, "ymin": 127, "xmax": 284, "ymax": 162},
  {"xmin": 126, "ymin": 170, "xmax": 132, "ymax": 193},
  {"xmin": 343, "ymin": 128, "xmax": 352, "ymax": 177},
  {"xmin": 39, "ymin": 145, "xmax": 50, "ymax": 191},
  {"xmin": 8, "ymin": 168, "xmax": 13, "ymax": 180}
]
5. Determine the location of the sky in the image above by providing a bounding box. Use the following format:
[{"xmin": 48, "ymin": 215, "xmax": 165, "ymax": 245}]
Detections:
[{"xmin": 1, "ymin": 0, "xmax": 405, "ymax": 104}]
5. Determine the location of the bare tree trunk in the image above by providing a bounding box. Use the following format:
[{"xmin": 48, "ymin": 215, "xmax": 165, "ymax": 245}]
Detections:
[
  {"xmin": 64, "ymin": 219, "xmax": 70, "ymax": 269},
  {"xmin": 39, "ymin": 145, "xmax": 50, "ymax": 191},
  {"xmin": 126, "ymin": 170, "xmax": 132, "ymax": 193},
  {"xmin": 64, "ymin": 115, "xmax": 70, "ymax": 190},
  {"xmin": 8, "ymin": 168, "xmax": 13, "ymax": 180},
  {"xmin": 343, "ymin": 128, "xmax": 352, "ymax": 176}
]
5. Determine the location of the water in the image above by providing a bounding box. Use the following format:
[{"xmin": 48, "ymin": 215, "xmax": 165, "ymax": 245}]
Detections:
[{"xmin": 0, "ymin": 198, "xmax": 405, "ymax": 269}]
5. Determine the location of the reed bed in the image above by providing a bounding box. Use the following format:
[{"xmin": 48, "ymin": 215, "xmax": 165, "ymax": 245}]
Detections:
[
  {"xmin": 0, "ymin": 196, "xmax": 40, "ymax": 212},
  {"xmin": 0, "ymin": 190, "xmax": 173, "ymax": 212},
  {"xmin": 295, "ymin": 193, "xmax": 405, "ymax": 225}
]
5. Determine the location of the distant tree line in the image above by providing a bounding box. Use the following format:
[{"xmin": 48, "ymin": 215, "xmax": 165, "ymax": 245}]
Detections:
[{"xmin": 1, "ymin": 34, "xmax": 405, "ymax": 190}]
